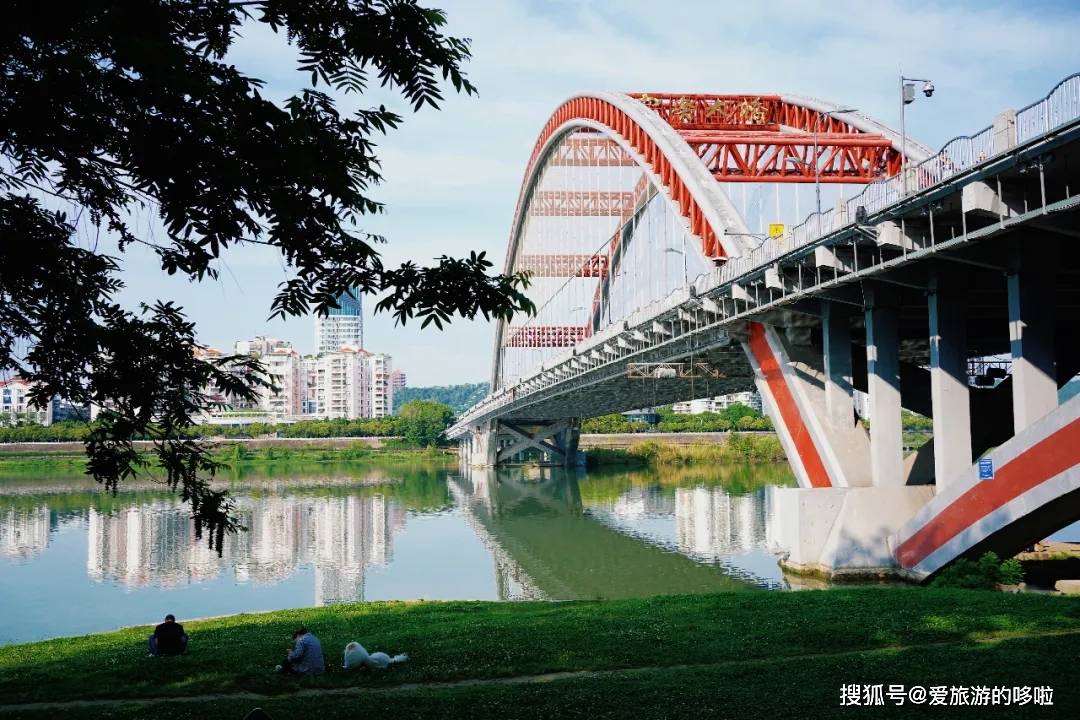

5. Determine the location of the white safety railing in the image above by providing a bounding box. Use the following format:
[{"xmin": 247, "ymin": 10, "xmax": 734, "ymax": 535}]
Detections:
[
  {"xmin": 1017, "ymin": 72, "xmax": 1080, "ymax": 143},
  {"xmin": 713, "ymin": 71, "xmax": 1080, "ymax": 291}
]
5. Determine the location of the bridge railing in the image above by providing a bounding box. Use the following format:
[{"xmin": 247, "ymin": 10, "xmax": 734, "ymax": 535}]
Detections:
[
  {"xmin": 716, "ymin": 72, "xmax": 1080, "ymax": 289},
  {"xmin": 1017, "ymin": 72, "xmax": 1080, "ymax": 143}
]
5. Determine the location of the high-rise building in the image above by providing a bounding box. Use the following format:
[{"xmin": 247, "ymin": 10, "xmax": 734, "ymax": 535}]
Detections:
[
  {"xmin": 263, "ymin": 348, "xmax": 304, "ymax": 417},
  {"xmin": 312, "ymin": 345, "xmax": 371, "ymax": 419},
  {"xmin": 390, "ymin": 369, "xmax": 406, "ymax": 392},
  {"xmin": 314, "ymin": 289, "xmax": 364, "ymax": 356},
  {"xmin": 368, "ymin": 353, "xmax": 393, "ymax": 418},
  {"xmin": 229, "ymin": 338, "xmax": 302, "ymax": 419}
]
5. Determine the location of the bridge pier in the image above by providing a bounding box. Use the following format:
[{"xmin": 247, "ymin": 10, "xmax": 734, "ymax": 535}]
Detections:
[
  {"xmin": 460, "ymin": 419, "xmax": 582, "ymax": 468},
  {"xmin": 1008, "ymin": 247, "xmax": 1058, "ymax": 433},
  {"xmin": 822, "ymin": 301, "xmax": 856, "ymax": 427},
  {"xmin": 770, "ymin": 485, "xmax": 934, "ymax": 579},
  {"xmin": 928, "ymin": 269, "xmax": 972, "ymax": 490},
  {"xmin": 863, "ymin": 283, "xmax": 904, "ymax": 487}
]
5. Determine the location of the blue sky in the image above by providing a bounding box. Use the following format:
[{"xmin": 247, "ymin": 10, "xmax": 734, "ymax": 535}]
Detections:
[{"xmin": 107, "ymin": 0, "xmax": 1080, "ymax": 386}]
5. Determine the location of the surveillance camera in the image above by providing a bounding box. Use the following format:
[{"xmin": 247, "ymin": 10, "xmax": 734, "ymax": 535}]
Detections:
[{"xmin": 922, "ymin": 81, "xmax": 935, "ymax": 98}]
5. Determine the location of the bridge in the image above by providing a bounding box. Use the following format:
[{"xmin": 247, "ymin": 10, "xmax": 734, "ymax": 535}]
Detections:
[{"xmin": 449, "ymin": 73, "xmax": 1080, "ymax": 580}]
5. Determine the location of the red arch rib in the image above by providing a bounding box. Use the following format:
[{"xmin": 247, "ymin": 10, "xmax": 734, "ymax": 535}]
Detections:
[{"xmin": 519, "ymin": 96, "xmax": 726, "ymax": 258}]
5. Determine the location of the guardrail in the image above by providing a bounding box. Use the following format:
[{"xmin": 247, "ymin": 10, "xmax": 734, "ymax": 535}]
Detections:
[
  {"xmin": 1017, "ymin": 73, "xmax": 1080, "ymax": 143},
  {"xmin": 454, "ymin": 72, "xmax": 1080, "ymax": 431},
  {"xmin": 718, "ymin": 71, "xmax": 1080, "ymax": 289}
]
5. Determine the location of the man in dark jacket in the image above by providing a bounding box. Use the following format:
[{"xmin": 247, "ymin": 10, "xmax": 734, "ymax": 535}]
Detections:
[{"xmin": 149, "ymin": 614, "xmax": 188, "ymax": 656}]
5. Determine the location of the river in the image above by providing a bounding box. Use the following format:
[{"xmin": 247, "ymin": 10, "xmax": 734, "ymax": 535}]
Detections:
[{"xmin": 0, "ymin": 460, "xmax": 796, "ymax": 645}]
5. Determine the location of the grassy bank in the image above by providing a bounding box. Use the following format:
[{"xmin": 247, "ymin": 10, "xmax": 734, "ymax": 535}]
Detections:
[
  {"xmin": 0, "ymin": 443, "xmax": 454, "ymax": 473},
  {"xmin": 1, "ymin": 589, "xmax": 1078, "ymax": 718},
  {"xmin": 587, "ymin": 434, "xmax": 786, "ymax": 468}
]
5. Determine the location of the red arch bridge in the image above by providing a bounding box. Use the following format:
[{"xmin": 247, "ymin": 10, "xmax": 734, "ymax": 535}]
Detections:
[{"xmin": 448, "ymin": 74, "xmax": 1080, "ymax": 581}]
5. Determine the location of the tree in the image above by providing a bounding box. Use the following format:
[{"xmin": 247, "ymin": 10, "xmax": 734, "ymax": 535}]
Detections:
[
  {"xmin": 393, "ymin": 382, "xmax": 488, "ymax": 415},
  {"xmin": 0, "ymin": 1, "xmax": 533, "ymax": 548},
  {"xmin": 396, "ymin": 400, "xmax": 454, "ymax": 447}
]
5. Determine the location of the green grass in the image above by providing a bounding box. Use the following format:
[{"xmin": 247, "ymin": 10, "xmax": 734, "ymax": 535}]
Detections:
[
  {"xmin": 1, "ymin": 589, "xmax": 1079, "ymax": 717},
  {"xmin": 0, "ymin": 443, "xmax": 454, "ymax": 473},
  {"xmin": 588, "ymin": 435, "xmax": 787, "ymax": 467}
]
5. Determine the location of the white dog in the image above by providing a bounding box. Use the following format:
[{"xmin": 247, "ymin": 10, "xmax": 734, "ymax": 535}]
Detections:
[{"xmin": 343, "ymin": 641, "xmax": 409, "ymax": 671}]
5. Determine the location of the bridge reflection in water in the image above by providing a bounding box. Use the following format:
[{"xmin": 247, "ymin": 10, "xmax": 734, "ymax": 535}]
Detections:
[
  {"xmin": 0, "ymin": 464, "xmax": 798, "ymax": 642},
  {"xmin": 452, "ymin": 465, "xmax": 794, "ymax": 598}
]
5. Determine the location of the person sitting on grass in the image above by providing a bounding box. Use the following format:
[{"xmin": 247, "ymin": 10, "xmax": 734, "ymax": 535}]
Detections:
[
  {"xmin": 276, "ymin": 627, "xmax": 324, "ymax": 676},
  {"xmin": 148, "ymin": 614, "xmax": 188, "ymax": 657}
]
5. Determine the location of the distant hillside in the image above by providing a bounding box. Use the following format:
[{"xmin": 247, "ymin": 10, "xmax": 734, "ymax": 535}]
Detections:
[{"xmin": 393, "ymin": 383, "xmax": 489, "ymax": 415}]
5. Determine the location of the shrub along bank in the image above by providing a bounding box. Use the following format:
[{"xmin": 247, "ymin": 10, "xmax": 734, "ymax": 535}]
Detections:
[
  {"xmin": 587, "ymin": 434, "xmax": 786, "ymax": 467},
  {"xmin": 0, "ymin": 401, "xmax": 455, "ymax": 446},
  {"xmin": 0, "ymin": 441, "xmax": 454, "ymax": 473}
]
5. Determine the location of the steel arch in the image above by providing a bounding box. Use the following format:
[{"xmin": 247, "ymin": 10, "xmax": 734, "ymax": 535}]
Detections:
[{"xmin": 491, "ymin": 91, "xmax": 928, "ymax": 390}]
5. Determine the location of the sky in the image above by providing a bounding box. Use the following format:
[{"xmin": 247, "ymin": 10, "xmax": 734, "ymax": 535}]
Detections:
[{"xmin": 106, "ymin": 0, "xmax": 1080, "ymax": 386}]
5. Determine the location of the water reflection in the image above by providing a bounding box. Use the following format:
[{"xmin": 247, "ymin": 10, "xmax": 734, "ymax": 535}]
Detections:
[
  {"xmin": 454, "ymin": 465, "xmax": 790, "ymax": 598},
  {"xmin": 0, "ymin": 505, "xmax": 50, "ymax": 560},
  {"xmin": 0, "ymin": 461, "xmax": 795, "ymax": 644},
  {"xmin": 84, "ymin": 495, "xmax": 406, "ymax": 604}
]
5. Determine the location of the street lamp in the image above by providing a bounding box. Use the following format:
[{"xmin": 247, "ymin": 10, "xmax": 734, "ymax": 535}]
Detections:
[
  {"xmin": 899, "ymin": 74, "xmax": 934, "ymax": 193},
  {"xmin": 795, "ymin": 108, "xmax": 858, "ymax": 218}
]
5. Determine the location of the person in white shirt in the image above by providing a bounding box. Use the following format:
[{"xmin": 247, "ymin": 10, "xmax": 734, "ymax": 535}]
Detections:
[{"xmin": 343, "ymin": 641, "xmax": 408, "ymax": 671}]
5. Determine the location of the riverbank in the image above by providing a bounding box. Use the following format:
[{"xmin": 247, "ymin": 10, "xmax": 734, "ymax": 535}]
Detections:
[
  {"xmin": 1, "ymin": 589, "xmax": 1078, "ymax": 718},
  {"xmin": 0, "ymin": 441, "xmax": 454, "ymax": 472},
  {"xmin": 586, "ymin": 434, "xmax": 786, "ymax": 467}
]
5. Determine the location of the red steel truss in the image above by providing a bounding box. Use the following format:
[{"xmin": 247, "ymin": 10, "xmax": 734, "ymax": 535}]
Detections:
[
  {"xmin": 517, "ymin": 254, "xmax": 608, "ymax": 277},
  {"xmin": 547, "ymin": 136, "xmax": 635, "ymax": 167},
  {"xmin": 630, "ymin": 93, "xmax": 901, "ymax": 182},
  {"xmin": 506, "ymin": 325, "xmax": 588, "ymax": 348},
  {"xmin": 513, "ymin": 94, "xmax": 905, "ymax": 260},
  {"xmin": 528, "ymin": 190, "xmax": 636, "ymax": 216}
]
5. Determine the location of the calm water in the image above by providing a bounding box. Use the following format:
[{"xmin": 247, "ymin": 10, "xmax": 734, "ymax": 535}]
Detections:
[{"xmin": 0, "ymin": 462, "xmax": 796, "ymax": 645}]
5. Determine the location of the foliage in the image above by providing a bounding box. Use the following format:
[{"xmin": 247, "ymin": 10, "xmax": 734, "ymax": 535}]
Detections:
[
  {"xmin": 581, "ymin": 413, "xmax": 649, "ymax": 434},
  {"xmin": 0, "ymin": 2, "xmax": 535, "ymax": 547},
  {"xmin": 0, "ymin": 420, "xmax": 95, "ymax": 443},
  {"xmin": 656, "ymin": 403, "xmax": 772, "ymax": 432},
  {"xmin": 0, "ymin": 416, "xmax": 401, "ymax": 442},
  {"xmin": 582, "ymin": 404, "xmax": 773, "ymax": 434},
  {"xmin": 930, "ymin": 551, "xmax": 1026, "ymax": 589},
  {"xmin": 396, "ymin": 400, "xmax": 455, "ymax": 447},
  {"xmin": 587, "ymin": 436, "xmax": 786, "ymax": 468},
  {"xmin": 2, "ymin": 589, "xmax": 1080, "ymax": 715},
  {"xmin": 627, "ymin": 436, "xmax": 785, "ymax": 465},
  {"xmin": 901, "ymin": 410, "xmax": 933, "ymax": 432},
  {"xmin": 393, "ymin": 382, "xmax": 488, "ymax": 414},
  {"xmin": 0, "ymin": 442, "xmax": 453, "ymax": 473}
]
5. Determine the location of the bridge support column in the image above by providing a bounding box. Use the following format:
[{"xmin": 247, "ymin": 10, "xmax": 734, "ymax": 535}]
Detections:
[
  {"xmin": 496, "ymin": 419, "xmax": 582, "ymax": 468},
  {"xmin": 864, "ymin": 284, "xmax": 904, "ymax": 486},
  {"xmin": 928, "ymin": 270, "xmax": 972, "ymax": 489},
  {"xmin": 1008, "ymin": 248, "xmax": 1058, "ymax": 433},
  {"xmin": 822, "ymin": 301, "xmax": 855, "ymax": 428},
  {"xmin": 743, "ymin": 322, "xmax": 871, "ymax": 489},
  {"xmin": 465, "ymin": 421, "xmax": 499, "ymax": 467}
]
